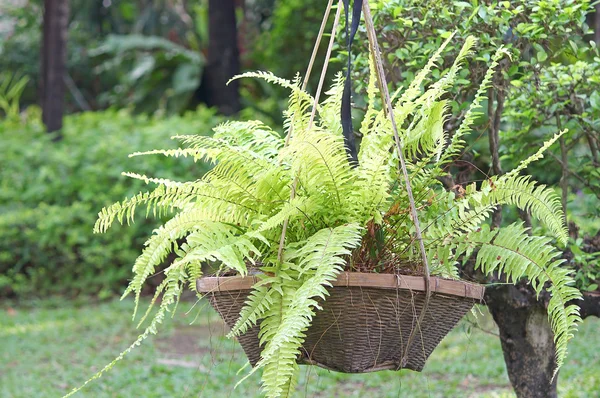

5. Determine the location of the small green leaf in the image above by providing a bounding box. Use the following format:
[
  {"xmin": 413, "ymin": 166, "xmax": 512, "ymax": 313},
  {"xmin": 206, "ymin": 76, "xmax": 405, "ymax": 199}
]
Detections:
[{"xmin": 590, "ymin": 91, "xmax": 600, "ymax": 110}]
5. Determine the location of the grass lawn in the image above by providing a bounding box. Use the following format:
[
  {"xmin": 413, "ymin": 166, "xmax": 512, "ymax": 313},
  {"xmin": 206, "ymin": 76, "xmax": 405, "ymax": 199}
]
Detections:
[{"xmin": 1, "ymin": 297, "xmax": 598, "ymax": 398}]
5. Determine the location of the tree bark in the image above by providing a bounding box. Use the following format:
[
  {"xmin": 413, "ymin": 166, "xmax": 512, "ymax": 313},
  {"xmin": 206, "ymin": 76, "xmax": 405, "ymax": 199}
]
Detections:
[
  {"xmin": 592, "ymin": 4, "xmax": 600, "ymax": 45},
  {"xmin": 579, "ymin": 292, "xmax": 600, "ymax": 318},
  {"xmin": 198, "ymin": 0, "xmax": 241, "ymax": 115},
  {"xmin": 485, "ymin": 284, "xmax": 559, "ymax": 398},
  {"xmin": 596, "ymin": 4, "xmax": 600, "ymax": 45},
  {"xmin": 460, "ymin": 230, "xmax": 600, "ymax": 398},
  {"xmin": 41, "ymin": 0, "xmax": 69, "ymax": 134}
]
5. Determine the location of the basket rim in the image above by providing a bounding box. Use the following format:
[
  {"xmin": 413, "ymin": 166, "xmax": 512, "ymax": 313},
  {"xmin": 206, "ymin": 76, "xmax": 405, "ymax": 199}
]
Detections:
[{"xmin": 197, "ymin": 271, "xmax": 484, "ymax": 300}]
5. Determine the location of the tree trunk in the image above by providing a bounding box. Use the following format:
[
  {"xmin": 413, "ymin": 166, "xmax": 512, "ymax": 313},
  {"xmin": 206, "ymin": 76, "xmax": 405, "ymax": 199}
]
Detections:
[
  {"xmin": 579, "ymin": 292, "xmax": 600, "ymax": 318},
  {"xmin": 198, "ymin": 0, "xmax": 241, "ymax": 115},
  {"xmin": 41, "ymin": 0, "xmax": 69, "ymax": 134},
  {"xmin": 485, "ymin": 284, "xmax": 558, "ymax": 398},
  {"xmin": 596, "ymin": 4, "xmax": 600, "ymax": 45},
  {"xmin": 588, "ymin": 4, "xmax": 600, "ymax": 45}
]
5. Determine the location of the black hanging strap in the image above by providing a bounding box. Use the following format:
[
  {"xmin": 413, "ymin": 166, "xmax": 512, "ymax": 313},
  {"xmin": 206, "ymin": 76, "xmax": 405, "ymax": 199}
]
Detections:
[{"xmin": 341, "ymin": 0, "xmax": 363, "ymax": 165}]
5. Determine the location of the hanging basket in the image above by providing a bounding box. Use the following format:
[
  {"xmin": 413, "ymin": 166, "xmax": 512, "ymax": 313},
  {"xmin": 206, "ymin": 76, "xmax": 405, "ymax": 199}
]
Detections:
[{"xmin": 197, "ymin": 272, "xmax": 484, "ymax": 373}]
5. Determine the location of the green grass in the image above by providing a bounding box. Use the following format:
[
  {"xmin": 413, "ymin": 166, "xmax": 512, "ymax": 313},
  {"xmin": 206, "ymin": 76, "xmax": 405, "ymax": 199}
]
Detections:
[{"xmin": 1, "ymin": 297, "xmax": 598, "ymax": 398}]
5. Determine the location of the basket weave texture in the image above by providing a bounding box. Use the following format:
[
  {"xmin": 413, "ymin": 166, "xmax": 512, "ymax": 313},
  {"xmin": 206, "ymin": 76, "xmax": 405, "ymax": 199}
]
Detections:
[{"xmin": 198, "ymin": 272, "xmax": 483, "ymax": 373}]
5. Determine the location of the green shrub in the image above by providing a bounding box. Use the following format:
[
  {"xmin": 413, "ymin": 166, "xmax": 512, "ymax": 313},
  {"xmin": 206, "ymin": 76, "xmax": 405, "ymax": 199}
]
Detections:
[
  {"xmin": 0, "ymin": 107, "xmax": 220, "ymax": 297},
  {"xmin": 349, "ymin": 0, "xmax": 600, "ymax": 291}
]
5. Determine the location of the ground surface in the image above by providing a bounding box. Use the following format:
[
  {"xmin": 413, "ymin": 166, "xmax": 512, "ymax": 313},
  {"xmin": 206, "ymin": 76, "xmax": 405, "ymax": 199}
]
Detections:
[{"xmin": 1, "ymin": 297, "xmax": 598, "ymax": 398}]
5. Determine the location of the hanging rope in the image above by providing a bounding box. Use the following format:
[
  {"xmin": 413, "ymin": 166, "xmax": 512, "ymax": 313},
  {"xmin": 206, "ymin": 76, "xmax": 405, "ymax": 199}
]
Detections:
[
  {"xmin": 284, "ymin": 0, "xmax": 335, "ymax": 147},
  {"xmin": 340, "ymin": 0, "xmax": 363, "ymax": 165},
  {"xmin": 361, "ymin": 1, "xmax": 432, "ymax": 368}
]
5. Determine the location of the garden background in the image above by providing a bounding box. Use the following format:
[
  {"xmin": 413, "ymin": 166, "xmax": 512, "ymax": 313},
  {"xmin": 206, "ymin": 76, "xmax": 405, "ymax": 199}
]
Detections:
[{"xmin": 1, "ymin": 1, "xmax": 599, "ymax": 397}]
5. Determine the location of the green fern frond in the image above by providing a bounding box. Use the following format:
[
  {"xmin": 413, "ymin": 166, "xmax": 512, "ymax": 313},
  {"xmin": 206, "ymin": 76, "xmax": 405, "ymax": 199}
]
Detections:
[
  {"xmin": 425, "ymin": 193, "xmax": 496, "ymax": 239},
  {"xmin": 397, "ymin": 32, "xmax": 455, "ymax": 106},
  {"xmin": 419, "ymin": 36, "xmax": 477, "ymax": 107},
  {"xmin": 121, "ymin": 214, "xmax": 214, "ymax": 318},
  {"xmin": 284, "ymin": 86, "xmax": 317, "ymax": 137},
  {"xmin": 403, "ymin": 100, "xmax": 448, "ymax": 160},
  {"xmin": 477, "ymin": 175, "xmax": 568, "ymax": 245},
  {"xmin": 360, "ymin": 55, "xmax": 379, "ymax": 139},
  {"xmin": 121, "ymin": 172, "xmax": 187, "ymax": 188},
  {"xmin": 132, "ymin": 136, "xmax": 280, "ymax": 169},
  {"xmin": 228, "ymin": 275, "xmax": 279, "ymax": 337},
  {"xmin": 249, "ymin": 287, "xmax": 299, "ymax": 398},
  {"xmin": 242, "ymin": 224, "xmax": 362, "ymax": 396},
  {"xmin": 355, "ymin": 36, "xmax": 476, "ymax": 214},
  {"xmin": 173, "ymin": 223, "xmax": 258, "ymax": 276},
  {"xmin": 460, "ymin": 223, "xmax": 581, "ymax": 374},
  {"xmin": 230, "ymin": 72, "xmax": 317, "ymax": 134},
  {"xmin": 249, "ymin": 196, "xmax": 313, "ymax": 238},
  {"xmin": 503, "ymin": 130, "xmax": 567, "ymax": 179},
  {"xmin": 94, "ymin": 183, "xmax": 202, "ymax": 233},
  {"xmin": 178, "ymin": 120, "xmax": 284, "ymax": 161},
  {"xmin": 395, "ymin": 36, "xmax": 475, "ymax": 164},
  {"xmin": 318, "ymin": 72, "xmax": 346, "ymax": 134},
  {"xmin": 228, "ymin": 71, "xmax": 309, "ymax": 100},
  {"xmin": 283, "ymin": 129, "xmax": 355, "ymax": 213},
  {"xmin": 128, "ymin": 147, "xmax": 209, "ymax": 160}
]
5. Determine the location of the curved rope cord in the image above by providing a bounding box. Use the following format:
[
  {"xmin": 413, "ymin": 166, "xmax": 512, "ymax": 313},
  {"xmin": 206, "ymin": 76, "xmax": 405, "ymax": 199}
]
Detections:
[
  {"xmin": 283, "ymin": 0, "xmax": 335, "ymax": 147},
  {"xmin": 277, "ymin": 0, "xmax": 343, "ymax": 262},
  {"xmin": 361, "ymin": 2, "xmax": 432, "ymax": 367}
]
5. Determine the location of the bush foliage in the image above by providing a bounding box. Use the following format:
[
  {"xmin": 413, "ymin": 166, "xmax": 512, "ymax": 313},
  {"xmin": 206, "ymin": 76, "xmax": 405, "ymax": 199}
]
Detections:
[{"xmin": 0, "ymin": 107, "xmax": 219, "ymax": 297}]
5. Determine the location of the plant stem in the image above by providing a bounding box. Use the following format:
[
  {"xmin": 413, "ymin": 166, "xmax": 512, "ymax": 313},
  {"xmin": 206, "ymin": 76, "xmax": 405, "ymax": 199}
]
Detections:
[{"xmin": 556, "ymin": 114, "xmax": 568, "ymax": 225}]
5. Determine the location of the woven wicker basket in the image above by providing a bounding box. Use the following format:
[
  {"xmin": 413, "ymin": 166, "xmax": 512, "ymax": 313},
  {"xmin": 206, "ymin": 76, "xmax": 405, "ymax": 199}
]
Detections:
[{"xmin": 197, "ymin": 272, "xmax": 484, "ymax": 373}]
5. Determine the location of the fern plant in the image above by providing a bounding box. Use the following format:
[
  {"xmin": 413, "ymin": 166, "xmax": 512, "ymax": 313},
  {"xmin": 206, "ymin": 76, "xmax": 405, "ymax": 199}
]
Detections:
[{"xmin": 76, "ymin": 36, "xmax": 582, "ymax": 398}]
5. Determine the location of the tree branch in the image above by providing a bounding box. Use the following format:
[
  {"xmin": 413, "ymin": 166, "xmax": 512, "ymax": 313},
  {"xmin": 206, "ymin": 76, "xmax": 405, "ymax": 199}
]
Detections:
[
  {"xmin": 488, "ymin": 85, "xmax": 505, "ymax": 228},
  {"xmin": 557, "ymin": 115, "xmax": 568, "ymax": 225}
]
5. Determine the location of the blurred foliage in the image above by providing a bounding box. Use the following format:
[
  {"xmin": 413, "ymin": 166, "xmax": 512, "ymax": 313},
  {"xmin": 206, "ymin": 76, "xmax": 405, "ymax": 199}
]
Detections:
[
  {"xmin": 91, "ymin": 34, "xmax": 204, "ymax": 114},
  {"xmin": 0, "ymin": 0, "xmax": 206, "ymax": 114},
  {"xmin": 0, "ymin": 73, "xmax": 29, "ymax": 121},
  {"xmin": 0, "ymin": 2, "xmax": 45, "ymax": 107},
  {"xmin": 249, "ymin": 0, "xmax": 338, "ymax": 83},
  {"xmin": 0, "ymin": 0, "xmax": 339, "ymax": 118},
  {"xmin": 571, "ymin": 238, "xmax": 600, "ymax": 292},
  {"xmin": 1, "ymin": 1, "xmax": 110, "ymax": 111},
  {"xmin": 243, "ymin": 0, "xmax": 341, "ymax": 124},
  {"xmin": 0, "ymin": 106, "xmax": 221, "ymax": 297},
  {"xmin": 504, "ymin": 55, "xmax": 600, "ymax": 209}
]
